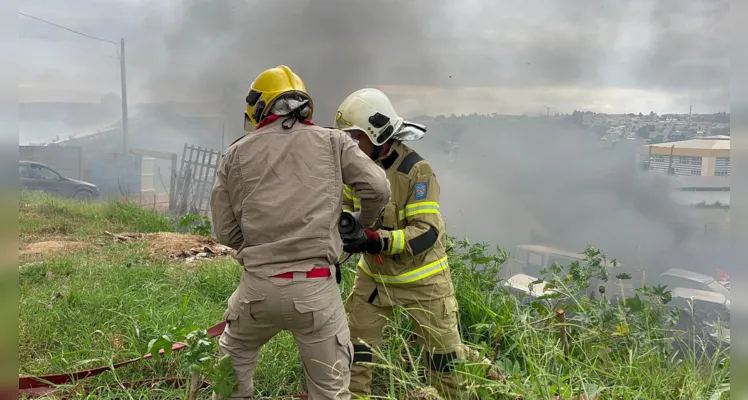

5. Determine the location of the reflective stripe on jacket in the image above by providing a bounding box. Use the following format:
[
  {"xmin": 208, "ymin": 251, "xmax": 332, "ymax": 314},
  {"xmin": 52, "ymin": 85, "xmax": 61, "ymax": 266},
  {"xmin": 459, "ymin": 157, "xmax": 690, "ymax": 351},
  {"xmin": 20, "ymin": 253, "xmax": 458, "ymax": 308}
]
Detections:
[{"xmin": 342, "ymin": 141, "xmax": 453, "ymax": 292}]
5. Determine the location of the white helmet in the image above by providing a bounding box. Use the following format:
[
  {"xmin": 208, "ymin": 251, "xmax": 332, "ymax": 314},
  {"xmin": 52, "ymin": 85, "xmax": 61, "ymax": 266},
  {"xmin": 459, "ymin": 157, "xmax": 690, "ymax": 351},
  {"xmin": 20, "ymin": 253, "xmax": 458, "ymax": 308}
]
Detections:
[{"xmin": 334, "ymin": 88, "xmax": 405, "ymax": 146}]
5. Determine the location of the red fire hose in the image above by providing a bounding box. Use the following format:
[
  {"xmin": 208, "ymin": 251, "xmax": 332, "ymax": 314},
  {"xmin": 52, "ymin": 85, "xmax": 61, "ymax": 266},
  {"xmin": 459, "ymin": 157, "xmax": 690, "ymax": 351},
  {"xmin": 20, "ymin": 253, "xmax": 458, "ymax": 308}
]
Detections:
[
  {"xmin": 18, "ymin": 322, "xmax": 226, "ymax": 397},
  {"xmin": 18, "ymin": 320, "xmax": 310, "ymax": 399}
]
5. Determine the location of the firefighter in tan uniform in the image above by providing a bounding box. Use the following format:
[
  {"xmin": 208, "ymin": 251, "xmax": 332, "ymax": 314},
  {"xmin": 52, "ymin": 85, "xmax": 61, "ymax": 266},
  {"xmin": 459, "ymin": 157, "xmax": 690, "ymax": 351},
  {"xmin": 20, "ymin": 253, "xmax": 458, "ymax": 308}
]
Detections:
[
  {"xmin": 333, "ymin": 88, "xmax": 465, "ymax": 399},
  {"xmin": 210, "ymin": 66, "xmax": 390, "ymax": 400}
]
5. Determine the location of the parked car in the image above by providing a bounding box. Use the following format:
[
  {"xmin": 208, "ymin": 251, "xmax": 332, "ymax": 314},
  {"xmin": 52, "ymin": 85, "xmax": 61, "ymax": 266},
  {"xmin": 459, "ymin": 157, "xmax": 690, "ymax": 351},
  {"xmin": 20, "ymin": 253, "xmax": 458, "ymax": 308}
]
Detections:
[
  {"xmin": 670, "ymin": 287, "xmax": 730, "ymax": 351},
  {"xmin": 660, "ymin": 268, "xmax": 730, "ymax": 297},
  {"xmin": 502, "ymin": 273, "xmax": 557, "ymax": 297},
  {"xmin": 495, "ymin": 244, "xmax": 644, "ymax": 302},
  {"xmin": 19, "ymin": 160, "xmax": 99, "ymax": 200},
  {"xmin": 494, "ymin": 244, "xmax": 731, "ymax": 353}
]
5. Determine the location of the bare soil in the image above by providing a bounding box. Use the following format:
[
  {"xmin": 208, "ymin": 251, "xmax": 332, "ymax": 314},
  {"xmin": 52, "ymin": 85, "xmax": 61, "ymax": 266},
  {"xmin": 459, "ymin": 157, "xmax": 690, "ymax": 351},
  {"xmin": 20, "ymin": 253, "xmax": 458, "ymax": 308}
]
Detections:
[
  {"xmin": 105, "ymin": 231, "xmax": 235, "ymax": 262},
  {"xmin": 19, "ymin": 240, "xmax": 89, "ymax": 257}
]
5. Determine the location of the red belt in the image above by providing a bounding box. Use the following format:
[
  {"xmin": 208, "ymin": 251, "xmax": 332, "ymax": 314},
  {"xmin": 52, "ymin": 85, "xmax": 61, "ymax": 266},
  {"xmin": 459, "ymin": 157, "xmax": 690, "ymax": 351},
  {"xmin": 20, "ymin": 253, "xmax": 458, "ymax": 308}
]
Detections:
[{"xmin": 272, "ymin": 267, "xmax": 331, "ymax": 279}]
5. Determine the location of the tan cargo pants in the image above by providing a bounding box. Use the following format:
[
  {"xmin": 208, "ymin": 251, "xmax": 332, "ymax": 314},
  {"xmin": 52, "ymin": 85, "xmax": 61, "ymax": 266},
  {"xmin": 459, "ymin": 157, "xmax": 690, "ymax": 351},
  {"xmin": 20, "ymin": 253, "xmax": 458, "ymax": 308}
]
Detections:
[
  {"xmin": 344, "ymin": 274, "xmax": 465, "ymax": 400},
  {"xmin": 214, "ymin": 269, "xmax": 353, "ymax": 400}
]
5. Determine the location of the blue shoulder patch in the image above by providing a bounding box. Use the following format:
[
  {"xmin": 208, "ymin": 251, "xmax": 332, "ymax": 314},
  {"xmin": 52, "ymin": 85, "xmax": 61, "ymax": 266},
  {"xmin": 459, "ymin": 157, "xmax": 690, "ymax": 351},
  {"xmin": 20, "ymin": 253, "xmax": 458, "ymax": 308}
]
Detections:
[{"xmin": 414, "ymin": 182, "xmax": 428, "ymax": 200}]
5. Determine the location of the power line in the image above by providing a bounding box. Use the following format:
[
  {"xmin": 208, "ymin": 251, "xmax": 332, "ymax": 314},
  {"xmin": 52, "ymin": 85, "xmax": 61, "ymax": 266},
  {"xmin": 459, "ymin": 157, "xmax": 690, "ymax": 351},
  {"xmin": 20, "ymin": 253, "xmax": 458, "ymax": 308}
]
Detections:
[
  {"xmin": 19, "ymin": 11, "xmax": 130, "ymax": 156},
  {"xmin": 19, "ymin": 12, "xmax": 117, "ymax": 45},
  {"xmin": 27, "ymin": 40, "xmax": 120, "ymax": 60}
]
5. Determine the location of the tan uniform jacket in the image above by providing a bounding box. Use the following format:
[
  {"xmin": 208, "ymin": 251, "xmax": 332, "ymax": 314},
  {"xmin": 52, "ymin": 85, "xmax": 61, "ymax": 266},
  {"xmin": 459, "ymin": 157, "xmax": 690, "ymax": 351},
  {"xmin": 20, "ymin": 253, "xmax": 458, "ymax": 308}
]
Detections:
[
  {"xmin": 210, "ymin": 119, "xmax": 390, "ymax": 277},
  {"xmin": 342, "ymin": 141, "xmax": 453, "ymax": 297}
]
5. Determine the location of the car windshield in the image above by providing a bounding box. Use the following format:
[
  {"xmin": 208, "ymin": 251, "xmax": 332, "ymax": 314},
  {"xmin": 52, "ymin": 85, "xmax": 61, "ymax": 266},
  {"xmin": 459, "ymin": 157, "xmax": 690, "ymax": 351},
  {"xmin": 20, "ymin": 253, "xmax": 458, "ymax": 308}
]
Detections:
[
  {"xmin": 30, "ymin": 165, "xmax": 60, "ymax": 180},
  {"xmin": 19, "ymin": 164, "xmax": 31, "ymax": 178}
]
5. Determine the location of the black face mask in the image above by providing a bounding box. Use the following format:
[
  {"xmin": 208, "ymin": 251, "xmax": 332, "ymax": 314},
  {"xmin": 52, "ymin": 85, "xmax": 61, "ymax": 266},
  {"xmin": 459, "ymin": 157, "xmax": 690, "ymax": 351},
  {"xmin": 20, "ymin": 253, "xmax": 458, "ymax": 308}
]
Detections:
[
  {"xmin": 246, "ymin": 90, "xmax": 264, "ymax": 125},
  {"xmin": 370, "ymin": 145, "xmax": 384, "ymax": 161}
]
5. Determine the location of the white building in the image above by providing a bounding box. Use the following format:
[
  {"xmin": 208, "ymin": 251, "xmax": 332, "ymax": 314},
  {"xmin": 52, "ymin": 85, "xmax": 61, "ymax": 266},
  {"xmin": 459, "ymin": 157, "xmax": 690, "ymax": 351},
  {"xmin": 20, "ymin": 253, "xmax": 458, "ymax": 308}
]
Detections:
[{"xmin": 643, "ymin": 136, "xmax": 730, "ymax": 176}]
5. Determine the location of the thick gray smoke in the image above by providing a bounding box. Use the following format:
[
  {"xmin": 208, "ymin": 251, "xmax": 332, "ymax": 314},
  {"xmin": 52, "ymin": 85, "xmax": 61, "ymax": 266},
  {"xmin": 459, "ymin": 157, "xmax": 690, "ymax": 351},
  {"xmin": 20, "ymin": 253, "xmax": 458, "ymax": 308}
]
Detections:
[
  {"xmin": 144, "ymin": 0, "xmax": 728, "ymax": 132},
  {"xmin": 137, "ymin": 0, "xmax": 729, "ymax": 275},
  {"xmin": 412, "ymin": 117, "xmax": 729, "ymax": 276},
  {"xmin": 147, "ymin": 0, "xmax": 443, "ymax": 137}
]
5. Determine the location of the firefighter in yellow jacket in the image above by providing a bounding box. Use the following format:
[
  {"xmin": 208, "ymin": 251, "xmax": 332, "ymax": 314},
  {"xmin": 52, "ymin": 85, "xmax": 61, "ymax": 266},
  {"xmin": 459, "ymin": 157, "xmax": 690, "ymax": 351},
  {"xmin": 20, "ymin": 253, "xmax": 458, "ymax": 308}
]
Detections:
[{"xmin": 334, "ymin": 88, "xmax": 464, "ymax": 399}]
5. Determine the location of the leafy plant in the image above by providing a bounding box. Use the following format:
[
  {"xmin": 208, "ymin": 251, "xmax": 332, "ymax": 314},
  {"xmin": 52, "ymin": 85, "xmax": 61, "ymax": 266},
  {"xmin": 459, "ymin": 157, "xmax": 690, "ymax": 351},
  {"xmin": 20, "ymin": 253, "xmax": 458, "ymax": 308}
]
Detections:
[
  {"xmin": 177, "ymin": 213, "xmax": 213, "ymax": 236},
  {"xmin": 147, "ymin": 296, "xmax": 235, "ymax": 399},
  {"xmin": 536, "ymin": 245, "xmax": 612, "ymax": 299}
]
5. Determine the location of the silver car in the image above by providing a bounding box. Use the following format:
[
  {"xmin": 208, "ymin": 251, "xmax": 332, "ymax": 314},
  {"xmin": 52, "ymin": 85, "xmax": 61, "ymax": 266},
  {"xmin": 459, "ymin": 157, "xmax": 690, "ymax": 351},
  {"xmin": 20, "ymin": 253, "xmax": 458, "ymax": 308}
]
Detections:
[{"xmin": 660, "ymin": 268, "xmax": 730, "ymax": 297}]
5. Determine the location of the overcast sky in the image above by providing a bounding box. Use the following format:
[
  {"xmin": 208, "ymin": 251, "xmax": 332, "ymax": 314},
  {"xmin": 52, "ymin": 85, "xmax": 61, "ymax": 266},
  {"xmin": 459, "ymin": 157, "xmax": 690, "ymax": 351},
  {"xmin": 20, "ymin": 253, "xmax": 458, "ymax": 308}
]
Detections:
[{"xmin": 19, "ymin": 0, "xmax": 729, "ymax": 118}]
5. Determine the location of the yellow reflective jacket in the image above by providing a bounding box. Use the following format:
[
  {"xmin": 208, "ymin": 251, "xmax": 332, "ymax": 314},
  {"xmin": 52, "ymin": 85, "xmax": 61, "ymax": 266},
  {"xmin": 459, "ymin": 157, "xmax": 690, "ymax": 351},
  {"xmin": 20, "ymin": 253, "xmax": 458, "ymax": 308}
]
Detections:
[{"xmin": 342, "ymin": 141, "xmax": 454, "ymax": 296}]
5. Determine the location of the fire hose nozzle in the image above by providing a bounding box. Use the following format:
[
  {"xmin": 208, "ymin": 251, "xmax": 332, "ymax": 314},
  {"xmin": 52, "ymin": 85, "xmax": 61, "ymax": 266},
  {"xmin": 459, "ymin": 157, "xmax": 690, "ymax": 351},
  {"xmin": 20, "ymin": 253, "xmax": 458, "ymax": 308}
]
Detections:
[
  {"xmin": 338, "ymin": 212, "xmax": 383, "ymax": 264},
  {"xmin": 338, "ymin": 211, "xmax": 361, "ymax": 237}
]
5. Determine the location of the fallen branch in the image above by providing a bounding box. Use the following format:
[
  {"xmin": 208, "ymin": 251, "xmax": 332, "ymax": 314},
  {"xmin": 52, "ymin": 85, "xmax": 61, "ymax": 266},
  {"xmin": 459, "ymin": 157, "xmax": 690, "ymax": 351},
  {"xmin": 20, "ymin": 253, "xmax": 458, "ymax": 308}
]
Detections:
[{"xmin": 104, "ymin": 231, "xmax": 144, "ymax": 242}]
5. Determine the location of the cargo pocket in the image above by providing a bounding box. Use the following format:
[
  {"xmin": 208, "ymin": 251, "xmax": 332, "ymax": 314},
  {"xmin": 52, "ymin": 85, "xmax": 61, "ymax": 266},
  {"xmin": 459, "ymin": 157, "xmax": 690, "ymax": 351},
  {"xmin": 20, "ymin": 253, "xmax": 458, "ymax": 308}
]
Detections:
[
  {"xmin": 380, "ymin": 202, "xmax": 398, "ymax": 230},
  {"xmin": 293, "ymin": 291, "xmax": 337, "ymax": 334},
  {"xmin": 225, "ymin": 291, "xmax": 266, "ymax": 332},
  {"xmin": 223, "ymin": 301, "xmax": 240, "ymax": 333},
  {"xmin": 443, "ymin": 296, "xmax": 458, "ymax": 318},
  {"xmin": 441, "ymin": 296, "xmax": 460, "ymax": 333},
  {"xmin": 223, "ymin": 307, "xmax": 239, "ymax": 324},
  {"xmin": 336, "ymin": 329, "xmax": 354, "ymax": 371},
  {"xmin": 243, "ymin": 293, "xmax": 266, "ymax": 321}
]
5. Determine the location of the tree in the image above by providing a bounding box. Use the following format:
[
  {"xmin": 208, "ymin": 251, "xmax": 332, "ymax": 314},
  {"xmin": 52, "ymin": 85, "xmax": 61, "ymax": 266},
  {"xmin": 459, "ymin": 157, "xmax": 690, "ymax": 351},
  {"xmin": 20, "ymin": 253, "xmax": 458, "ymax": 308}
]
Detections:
[
  {"xmin": 636, "ymin": 126, "xmax": 650, "ymax": 139},
  {"xmin": 649, "ymin": 135, "xmax": 664, "ymax": 144},
  {"xmin": 592, "ymin": 123, "xmax": 610, "ymax": 136},
  {"xmin": 571, "ymin": 110, "xmax": 584, "ymax": 127}
]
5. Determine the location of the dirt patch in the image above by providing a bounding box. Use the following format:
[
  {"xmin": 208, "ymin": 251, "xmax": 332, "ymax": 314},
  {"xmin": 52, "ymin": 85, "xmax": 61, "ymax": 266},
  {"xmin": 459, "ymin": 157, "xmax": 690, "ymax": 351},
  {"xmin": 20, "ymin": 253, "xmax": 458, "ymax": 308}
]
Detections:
[
  {"xmin": 20, "ymin": 211, "xmax": 39, "ymax": 219},
  {"xmin": 105, "ymin": 231, "xmax": 235, "ymax": 262},
  {"xmin": 19, "ymin": 240, "xmax": 89, "ymax": 256},
  {"xmin": 111, "ymin": 333, "xmax": 125, "ymax": 350}
]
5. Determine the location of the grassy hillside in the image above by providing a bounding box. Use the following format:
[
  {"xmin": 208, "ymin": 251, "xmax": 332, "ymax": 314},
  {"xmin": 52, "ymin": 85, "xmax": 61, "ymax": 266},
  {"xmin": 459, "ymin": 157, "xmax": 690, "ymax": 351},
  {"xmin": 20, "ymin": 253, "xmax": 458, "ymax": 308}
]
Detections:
[{"xmin": 18, "ymin": 191, "xmax": 729, "ymax": 399}]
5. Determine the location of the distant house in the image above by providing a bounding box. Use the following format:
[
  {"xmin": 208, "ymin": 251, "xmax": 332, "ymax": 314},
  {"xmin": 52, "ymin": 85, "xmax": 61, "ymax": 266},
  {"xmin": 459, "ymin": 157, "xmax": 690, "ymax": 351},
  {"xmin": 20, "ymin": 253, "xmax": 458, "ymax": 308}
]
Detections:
[
  {"xmin": 19, "ymin": 87, "xmax": 122, "ymax": 145},
  {"xmin": 31, "ymin": 101, "xmax": 232, "ymax": 200},
  {"xmin": 50, "ymin": 102, "xmax": 230, "ymax": 154}
]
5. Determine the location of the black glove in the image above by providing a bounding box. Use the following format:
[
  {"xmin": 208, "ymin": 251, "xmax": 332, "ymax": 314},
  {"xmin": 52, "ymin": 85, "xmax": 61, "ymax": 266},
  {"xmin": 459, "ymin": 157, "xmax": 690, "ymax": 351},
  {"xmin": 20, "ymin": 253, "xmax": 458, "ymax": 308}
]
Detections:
[{"xmin": 343, "ymin": 228, "xmax": 383, "ymax": 254}]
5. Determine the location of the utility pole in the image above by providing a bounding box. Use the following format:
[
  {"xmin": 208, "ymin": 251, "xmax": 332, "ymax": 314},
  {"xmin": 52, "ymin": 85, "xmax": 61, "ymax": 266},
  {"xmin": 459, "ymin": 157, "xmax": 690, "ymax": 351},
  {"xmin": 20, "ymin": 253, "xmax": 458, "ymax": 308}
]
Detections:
[
  {"xmin": 119, "ymin": 38, "xmax": 129, "ymax": 157},
  {"xmin": 18, "ymin": 13, "xmax": 128, "ymax": 151}
]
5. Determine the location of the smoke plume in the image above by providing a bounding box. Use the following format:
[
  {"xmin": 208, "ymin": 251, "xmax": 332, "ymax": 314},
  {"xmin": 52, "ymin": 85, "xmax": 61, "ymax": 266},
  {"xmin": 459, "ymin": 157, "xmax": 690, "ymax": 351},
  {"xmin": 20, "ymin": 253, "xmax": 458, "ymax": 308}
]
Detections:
[{"xmin": 145, "ymin": 0, "xmax": 732, "ymax": 275}]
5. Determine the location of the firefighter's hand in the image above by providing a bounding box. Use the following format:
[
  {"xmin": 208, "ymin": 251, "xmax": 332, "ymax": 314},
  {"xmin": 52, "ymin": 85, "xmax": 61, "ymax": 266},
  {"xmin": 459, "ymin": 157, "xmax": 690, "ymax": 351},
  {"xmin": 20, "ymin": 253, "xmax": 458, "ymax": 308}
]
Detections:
[
  {"xmin": 342, "ymin": 229, "xmax": 383, "ymax": 254},
  {"xmin": 342, "ymin": 235, "xmax": 366, "ymax": 253}
]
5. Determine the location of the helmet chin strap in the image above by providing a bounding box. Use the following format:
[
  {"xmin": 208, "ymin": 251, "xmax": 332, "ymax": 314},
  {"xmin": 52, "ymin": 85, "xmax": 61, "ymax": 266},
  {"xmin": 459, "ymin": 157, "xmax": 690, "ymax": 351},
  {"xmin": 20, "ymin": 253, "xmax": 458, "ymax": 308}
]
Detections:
[{"xmin": 370, "ymin": 145, "xmax": 384, "ymax": 161}]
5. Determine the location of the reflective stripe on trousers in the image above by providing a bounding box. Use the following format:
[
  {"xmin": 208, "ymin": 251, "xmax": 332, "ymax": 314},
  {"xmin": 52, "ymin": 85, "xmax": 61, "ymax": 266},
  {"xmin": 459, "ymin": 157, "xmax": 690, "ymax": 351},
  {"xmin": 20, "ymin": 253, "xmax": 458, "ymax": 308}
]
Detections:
[{"xmin": 357, "ymin": 256, "xmax": 449, "ymax": 284}]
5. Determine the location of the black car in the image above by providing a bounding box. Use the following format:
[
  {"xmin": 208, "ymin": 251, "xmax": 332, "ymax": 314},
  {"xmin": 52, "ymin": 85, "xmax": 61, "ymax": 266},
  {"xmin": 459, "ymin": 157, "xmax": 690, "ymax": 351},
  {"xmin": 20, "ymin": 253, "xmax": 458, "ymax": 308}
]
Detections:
[{"xmin": 19, "ymin": 161, "xmax": 99, "ymax": 200}]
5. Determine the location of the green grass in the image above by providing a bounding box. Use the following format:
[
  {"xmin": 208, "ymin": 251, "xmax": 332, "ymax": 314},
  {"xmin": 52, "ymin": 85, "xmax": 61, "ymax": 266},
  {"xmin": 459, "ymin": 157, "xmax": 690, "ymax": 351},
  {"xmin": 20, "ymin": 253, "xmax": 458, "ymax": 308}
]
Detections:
[
  {"xmin": 20, "ymin": 190, "xmax": 173, "ymax": 239},
  {"xmin": 18, "ymin": 191, "xmax": 730, "ymax": 399}
]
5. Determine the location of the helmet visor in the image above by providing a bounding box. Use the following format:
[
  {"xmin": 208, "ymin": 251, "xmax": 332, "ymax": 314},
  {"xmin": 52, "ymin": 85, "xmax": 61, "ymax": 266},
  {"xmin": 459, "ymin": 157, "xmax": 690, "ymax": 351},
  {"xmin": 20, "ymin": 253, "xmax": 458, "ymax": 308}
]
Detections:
[{"xmin": 246, "ymin": 90, "xmax": 261, "ymax": 106}]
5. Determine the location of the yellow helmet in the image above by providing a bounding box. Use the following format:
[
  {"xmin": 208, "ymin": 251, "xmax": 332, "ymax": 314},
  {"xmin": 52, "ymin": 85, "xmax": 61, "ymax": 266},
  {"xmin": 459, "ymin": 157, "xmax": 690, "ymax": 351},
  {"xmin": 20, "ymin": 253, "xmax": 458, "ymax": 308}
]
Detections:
[{"xmin": 244, "ymin": 65, "xmax": 313, "ymax": 129}]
